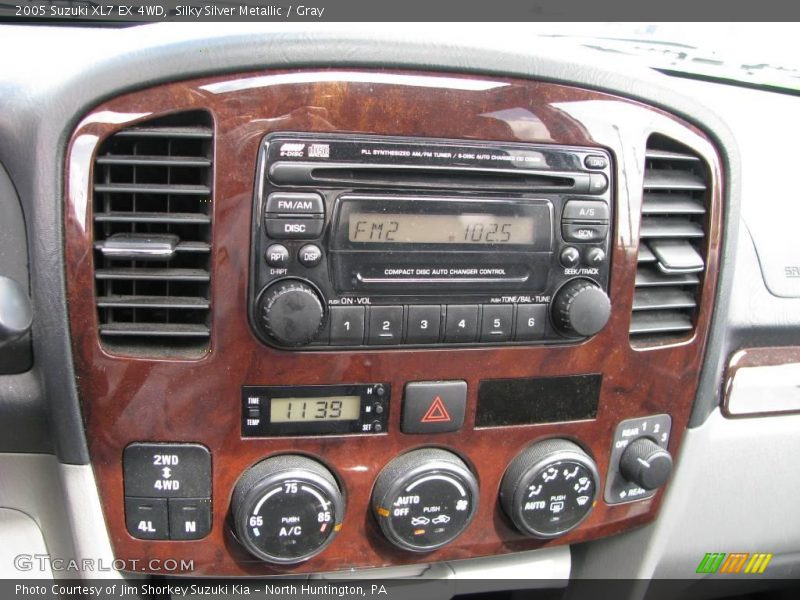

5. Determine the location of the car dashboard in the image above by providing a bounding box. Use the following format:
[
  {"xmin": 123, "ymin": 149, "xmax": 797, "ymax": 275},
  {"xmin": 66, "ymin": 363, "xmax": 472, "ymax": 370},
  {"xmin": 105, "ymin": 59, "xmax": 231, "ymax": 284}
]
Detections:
[{"xmin": 0, "ymin": 22, "xmax": 799, "ymax": 597}]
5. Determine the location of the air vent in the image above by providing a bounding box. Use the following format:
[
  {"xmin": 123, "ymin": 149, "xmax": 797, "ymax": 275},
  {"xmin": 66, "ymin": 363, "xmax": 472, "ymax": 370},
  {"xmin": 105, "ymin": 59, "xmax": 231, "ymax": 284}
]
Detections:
[
  {"xmin": 92, "ymin": 112, "xmax": 213, "ymax": 355},
  {"xmin": 630, "ymin": 136, "xmax": 709, "ymax": 344}
]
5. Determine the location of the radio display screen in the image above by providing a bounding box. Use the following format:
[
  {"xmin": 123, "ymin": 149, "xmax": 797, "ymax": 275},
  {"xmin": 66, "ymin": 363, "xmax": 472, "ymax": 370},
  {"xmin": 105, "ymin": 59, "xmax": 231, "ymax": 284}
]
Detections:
[
  {"xmin": 348, "ymin": 213, "xmax": 536, "ymax": 244},
  {"xmin": 269, "ymin": 396, "xmax": 361, "ymax": 423}
]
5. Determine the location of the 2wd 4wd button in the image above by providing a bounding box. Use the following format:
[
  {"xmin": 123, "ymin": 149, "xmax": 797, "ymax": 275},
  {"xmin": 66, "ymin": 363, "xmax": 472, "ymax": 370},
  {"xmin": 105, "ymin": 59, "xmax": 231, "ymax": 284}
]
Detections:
[{"xmin": 123, "ymin": 443, "xmax": 211, "ymax": 498}]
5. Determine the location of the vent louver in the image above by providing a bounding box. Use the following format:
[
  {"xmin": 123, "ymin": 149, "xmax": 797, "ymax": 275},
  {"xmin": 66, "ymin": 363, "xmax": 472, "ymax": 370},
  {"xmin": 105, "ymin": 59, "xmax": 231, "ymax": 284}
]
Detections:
[
  {"xmin": 92, "ymin": 112, "xmax": 213, "ymax": 355},
  {"xmin": 630, "ymin": 136, "xmax": 709, "ymax": 343}
]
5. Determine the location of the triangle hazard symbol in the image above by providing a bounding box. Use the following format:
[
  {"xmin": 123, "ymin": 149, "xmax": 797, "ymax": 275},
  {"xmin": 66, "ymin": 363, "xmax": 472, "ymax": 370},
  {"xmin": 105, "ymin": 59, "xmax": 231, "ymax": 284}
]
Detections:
[{"xmin": 421, "ymin": 396, "xmax": 451, "ymax": 423}]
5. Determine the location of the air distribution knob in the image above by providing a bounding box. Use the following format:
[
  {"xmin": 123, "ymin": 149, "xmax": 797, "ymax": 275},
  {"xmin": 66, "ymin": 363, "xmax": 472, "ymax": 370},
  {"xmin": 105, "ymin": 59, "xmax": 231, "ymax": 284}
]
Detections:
[
  {"xmin": 500, "ymin": 439, "xmax": 599, "ymax": 539},
  {"xmin": 619, "ymin": 437, "xmax": 673, "ymax": 491},
  {"xmin": 551, "ymin": 278, "xmax": 611, "ymax": 337},
  {"xmin": 257, "ymin": 279, "xmax": 325, "ymax": 346}
]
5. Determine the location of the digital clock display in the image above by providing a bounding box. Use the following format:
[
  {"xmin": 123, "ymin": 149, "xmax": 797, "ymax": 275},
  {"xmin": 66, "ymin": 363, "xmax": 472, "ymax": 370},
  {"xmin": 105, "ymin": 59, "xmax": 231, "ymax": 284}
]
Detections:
[
  {"xmin": 348, "ymin": 213, "xmax": 535, "ymax": 244},
  {"xmin": 270, "ymin": 396, "xmax": 361, "ymax": 423}
]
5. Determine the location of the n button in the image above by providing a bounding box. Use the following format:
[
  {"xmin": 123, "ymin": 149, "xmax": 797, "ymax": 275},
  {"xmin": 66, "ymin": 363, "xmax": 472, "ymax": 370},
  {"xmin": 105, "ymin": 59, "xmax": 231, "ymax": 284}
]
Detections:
[{"xmin": 402, "ymin": 381, "xmax": 467, "ymax": 434}]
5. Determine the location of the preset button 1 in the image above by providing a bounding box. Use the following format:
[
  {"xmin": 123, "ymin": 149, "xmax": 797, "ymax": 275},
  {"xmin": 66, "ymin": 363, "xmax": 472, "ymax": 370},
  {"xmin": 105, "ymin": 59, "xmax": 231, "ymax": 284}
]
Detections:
[{"xmin": 329, "ymin": 306, "xmax": 365, "ymax": 345}]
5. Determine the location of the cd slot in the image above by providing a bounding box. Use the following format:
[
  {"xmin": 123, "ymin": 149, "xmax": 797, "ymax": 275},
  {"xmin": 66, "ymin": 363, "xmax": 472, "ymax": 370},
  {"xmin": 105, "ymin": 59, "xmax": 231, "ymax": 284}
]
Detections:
[{"xmin": 270, "ymin": 162, "xmax": 604, "ymax": 193}]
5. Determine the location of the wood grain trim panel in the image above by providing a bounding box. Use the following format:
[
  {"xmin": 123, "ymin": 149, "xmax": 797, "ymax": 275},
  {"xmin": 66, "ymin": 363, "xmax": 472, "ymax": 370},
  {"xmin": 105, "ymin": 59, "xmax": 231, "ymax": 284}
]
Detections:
[{"xmin": 64, "ymin": 69, "xmax": 723, "ymax": 575}]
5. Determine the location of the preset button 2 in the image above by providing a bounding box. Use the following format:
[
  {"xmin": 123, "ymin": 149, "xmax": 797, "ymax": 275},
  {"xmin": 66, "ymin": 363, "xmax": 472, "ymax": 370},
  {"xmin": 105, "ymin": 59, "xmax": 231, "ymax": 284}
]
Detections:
[{"xmin": 368, "ymin": 306, "xmax": 404, "ymax": 345}]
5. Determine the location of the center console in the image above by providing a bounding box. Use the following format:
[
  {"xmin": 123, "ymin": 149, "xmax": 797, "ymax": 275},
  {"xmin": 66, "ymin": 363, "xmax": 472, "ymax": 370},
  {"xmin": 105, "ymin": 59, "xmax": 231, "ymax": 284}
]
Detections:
[{"xmin": 64, "ymin": 69, "xmax": 722, "ymax": 575}]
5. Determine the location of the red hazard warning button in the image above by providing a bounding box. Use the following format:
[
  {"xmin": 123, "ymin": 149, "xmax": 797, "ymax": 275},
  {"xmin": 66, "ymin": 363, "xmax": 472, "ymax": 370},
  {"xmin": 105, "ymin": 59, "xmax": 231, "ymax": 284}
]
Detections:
[{"xmin": 402, "ymin": 381, "xmax": 467, "ymax": 434}]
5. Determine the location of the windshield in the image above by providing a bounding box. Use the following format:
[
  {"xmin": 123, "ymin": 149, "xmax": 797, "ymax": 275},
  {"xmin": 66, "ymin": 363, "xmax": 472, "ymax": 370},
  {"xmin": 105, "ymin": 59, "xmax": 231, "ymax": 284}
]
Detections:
[{"xmin": 529, "ymin": 23, "xmax": 800, "ymax": 92}]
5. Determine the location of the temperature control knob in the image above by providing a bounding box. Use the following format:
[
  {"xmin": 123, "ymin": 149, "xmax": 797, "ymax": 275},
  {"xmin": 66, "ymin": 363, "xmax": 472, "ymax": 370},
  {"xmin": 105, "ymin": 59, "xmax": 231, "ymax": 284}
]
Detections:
[
  {"xmin": 232, "ymin": 455, "xmax": 344, "ymax": 564},
  {"xmin": 500, "ymin": 439, "xmax": 599, "ymax": 538},
  {"xmin": 257, "ymin": 279, "xmax": 325, "ymax": 346},
  {"xmin": 372, "ymin": 448, "xmax": 479, "ymax": 552},
  {"xmin": 619, "ymin": 437, "xmax": 673, "ymax": 491},
  {"xmin": 551, "ymin": 278, "xmax": 611, "ymax": 337}
]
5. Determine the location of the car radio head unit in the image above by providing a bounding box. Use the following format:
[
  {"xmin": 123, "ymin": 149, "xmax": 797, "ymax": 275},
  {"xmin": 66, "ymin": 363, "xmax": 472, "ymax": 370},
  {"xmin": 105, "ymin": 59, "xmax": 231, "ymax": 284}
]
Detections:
[{"xmin": 249, "ymin": 133, "xmax": 613, "ymax": 349}]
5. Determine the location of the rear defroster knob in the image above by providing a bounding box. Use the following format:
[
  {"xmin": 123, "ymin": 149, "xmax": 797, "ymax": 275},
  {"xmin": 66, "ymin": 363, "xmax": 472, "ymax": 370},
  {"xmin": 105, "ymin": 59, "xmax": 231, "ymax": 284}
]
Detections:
[{"xmin": 551, "ymin": 279, "xmax": 611, "ymax": 337}]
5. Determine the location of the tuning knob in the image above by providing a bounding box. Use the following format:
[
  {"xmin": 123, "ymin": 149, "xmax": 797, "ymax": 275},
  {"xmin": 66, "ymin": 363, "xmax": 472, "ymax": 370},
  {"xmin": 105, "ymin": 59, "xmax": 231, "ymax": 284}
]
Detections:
[
  {"xmin": 257, "ymin": 279, "xmax": 325, "ymax": 346},
  {"xmin": 551, "ymin": 278, "xmax": 611, "ymax": 337},
  {"xmin": 619, "ymin": 437, "xmax": 673, "ymax": 491}
]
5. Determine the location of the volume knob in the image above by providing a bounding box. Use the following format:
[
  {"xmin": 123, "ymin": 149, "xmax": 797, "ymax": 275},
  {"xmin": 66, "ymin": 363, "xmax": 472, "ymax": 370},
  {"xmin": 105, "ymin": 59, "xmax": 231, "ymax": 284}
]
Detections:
[
  {"xmin": 551, "ymin": 279, "xmax": 611, "ymax": 337},
  {"xmin": 258, "ymin": 279, "xmax": 325, "ymax": 346}
]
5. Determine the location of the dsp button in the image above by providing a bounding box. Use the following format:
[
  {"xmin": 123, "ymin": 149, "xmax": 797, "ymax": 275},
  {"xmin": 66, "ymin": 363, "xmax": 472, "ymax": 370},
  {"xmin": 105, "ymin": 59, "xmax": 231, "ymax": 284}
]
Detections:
[
  {"xmin": 123, "ymin": 443, "xmax": 211, "ymax": 498},
  {"xmin": 402, "ymin": 381, "xmax": 467, "ymax": 434},
  {"xmin": 298, "ymin": 244, "xmax": 323, "ymax": 267}
]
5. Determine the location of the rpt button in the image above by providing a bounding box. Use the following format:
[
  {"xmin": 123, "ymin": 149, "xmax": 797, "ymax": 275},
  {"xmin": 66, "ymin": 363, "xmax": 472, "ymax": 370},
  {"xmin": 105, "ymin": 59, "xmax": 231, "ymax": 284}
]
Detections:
[{"xmin": 123, "ymin": 443, "xmax": 211, "ymax": 498}]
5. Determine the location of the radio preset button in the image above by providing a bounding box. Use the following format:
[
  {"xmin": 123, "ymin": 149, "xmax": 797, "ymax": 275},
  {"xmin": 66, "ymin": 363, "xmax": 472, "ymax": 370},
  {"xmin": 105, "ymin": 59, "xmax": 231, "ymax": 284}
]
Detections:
[
  {"xmin": 264, "ymin": 244, "xmax": 289, "ymax": 268},
  {"xmin": 562, "ymin": 200, "xmax": 609, "ymax": 222},
  {"xmin": 406, "ymin": 305, "xmax": 442, "ymax": 344},
  {"xmin": 515, "ymin": 304, "xmax": 547, "ymax": 341},
  {"xmin": 444, "ymin": 305, "xmax": 479, "ymax": 343},
  {"xmin": 562, "ymin": 223, "xmax": 608, "ymax": 243},
  {"xmin": 368, "ymin": 306, "xmax": 404, "ymax": 345},
  {"xmin": 265, "ymin": 192, "xmax": 324, "ymax": 216},
  {"xmin": 298, "ymin": 244, "xmax": 323, "ymax": 267},
  {"xmin": 480, "ymin": 305, "xmax": 513, "ymax": 342},
  {"xmin": 329, "ymin": 306, "xmax": 366, "ymax": 345},
  {"xmin": 265, "ymin": 217, "xmax": 324, "ymax": 240},
  {"xmin": 560, "ymin": 246, "xmax": 581, "ymax": 268}
]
